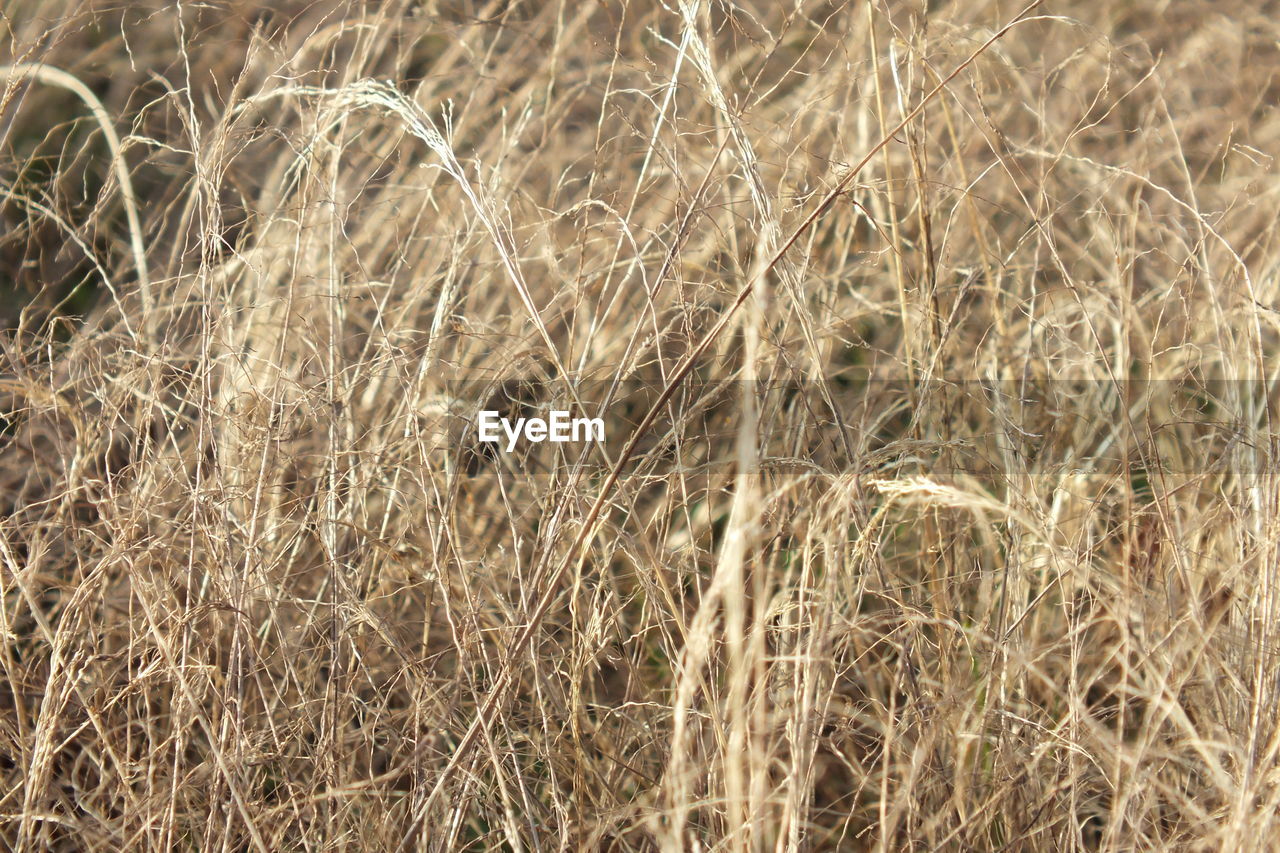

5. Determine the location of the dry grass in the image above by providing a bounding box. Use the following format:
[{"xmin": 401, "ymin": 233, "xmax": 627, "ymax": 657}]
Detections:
[{"xmin": 2, "ymin": 0, "xmax": 1280, "ymax": 849}]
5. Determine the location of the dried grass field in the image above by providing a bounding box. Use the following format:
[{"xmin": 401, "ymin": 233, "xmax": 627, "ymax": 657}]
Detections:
[{"xmin": 2, "ymin": 0, "xmax": 1280, "ymax": 849}]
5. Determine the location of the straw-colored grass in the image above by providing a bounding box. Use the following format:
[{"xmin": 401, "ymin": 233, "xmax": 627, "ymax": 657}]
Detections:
[{"xmin": 1, "ymin": 1, "xmax": 1279, "ymax": 849}]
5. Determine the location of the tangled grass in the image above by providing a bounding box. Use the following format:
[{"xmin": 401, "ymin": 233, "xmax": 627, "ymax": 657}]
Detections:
[{"xmin": 2, "ymin": 0, "xmax": 1280, "ymax": 849}]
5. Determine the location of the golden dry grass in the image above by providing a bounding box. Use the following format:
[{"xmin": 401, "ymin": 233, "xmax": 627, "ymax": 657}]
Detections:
[{"xmin": 2, "ymin": 0, "xmax": 1280, "ymax": 849}]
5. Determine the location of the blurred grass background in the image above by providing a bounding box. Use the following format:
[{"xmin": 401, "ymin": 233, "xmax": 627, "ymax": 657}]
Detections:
[{"xmin": 1, "ymin": 1, "xmax": 1280, "ymax": 849}]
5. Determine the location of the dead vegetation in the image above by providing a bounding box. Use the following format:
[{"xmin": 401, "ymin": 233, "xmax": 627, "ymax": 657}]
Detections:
[{"xmin": 1, "ymin": 0, "xmax": 1279, "ymax": 849}]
